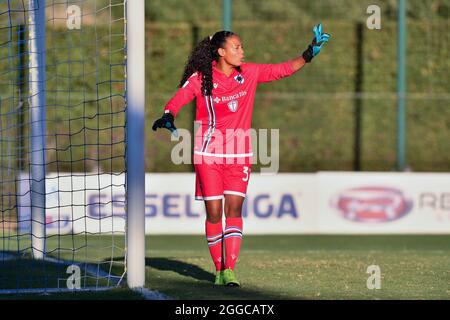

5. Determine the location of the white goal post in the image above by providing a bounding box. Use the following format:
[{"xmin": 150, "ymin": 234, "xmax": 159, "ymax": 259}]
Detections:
[{"xmin": 125, "ymin": 0, "xmax": 146, "ymax": 289}]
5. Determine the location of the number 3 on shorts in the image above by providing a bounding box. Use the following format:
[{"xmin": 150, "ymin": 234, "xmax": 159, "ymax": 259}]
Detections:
[{"xmin": 242, "ymin": 166, "xmax": 249, "ymax": 182}]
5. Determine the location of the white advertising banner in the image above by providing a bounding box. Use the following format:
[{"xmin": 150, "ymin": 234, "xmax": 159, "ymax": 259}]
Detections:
[
  {"xmin": 317, "ymin": 172, "xmax": 450, "ymax": 234},
  {"xmin": 18, "ymin": 173, "xmax": 127, "ymax": 235},
  {"xmin": 138, "ymin": 173, "xmax": 316, "ymax": 235},
  {"xmin": 18, "ymin": 172, "xmax": 450, "ymax": 235}
]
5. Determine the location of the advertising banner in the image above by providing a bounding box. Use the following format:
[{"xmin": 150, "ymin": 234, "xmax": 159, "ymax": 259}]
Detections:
[
  {"xmin": 18, "ymin": 172, "xmax": 450, "ymax": 234},
  {"xmin": 317, "ymin": 172, "xmax": 450, "ymax": 234}
]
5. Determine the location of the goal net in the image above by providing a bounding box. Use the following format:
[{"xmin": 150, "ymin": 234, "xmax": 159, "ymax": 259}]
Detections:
[{"xmin": 0, "ymin": 0, "xmax": 144, "ymax": 293}]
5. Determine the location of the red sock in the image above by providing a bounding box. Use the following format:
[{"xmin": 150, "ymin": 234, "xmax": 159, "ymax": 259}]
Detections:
[
  {"xmin": 224, "ymin": 217, "xmax": 243, "ymax": 270},
  {"xmin": 205, "ymin": 220, "xmax": 224, "ymax": 271}
]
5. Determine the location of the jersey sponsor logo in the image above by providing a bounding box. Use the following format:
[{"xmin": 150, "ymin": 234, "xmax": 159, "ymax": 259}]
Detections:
[
  {"xmin": 220, "ymin": 90, "xmax": 247, "ymax": 103},
  {"xmin": 227, "ymin": 100, "xmax": 238, "ymax": 112},
  {"xmin": 234, "ymin": 74, "xmax": 244, "ymax": 84},
  {"xmin": 214, "ymin": 97, "xmax": 220, "ymax": 104}
]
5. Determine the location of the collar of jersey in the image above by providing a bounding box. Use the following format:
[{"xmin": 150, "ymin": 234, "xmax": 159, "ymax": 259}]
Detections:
[{"xmin": 212, "ymin": 61, "xmax": 239, "ymax": 79}]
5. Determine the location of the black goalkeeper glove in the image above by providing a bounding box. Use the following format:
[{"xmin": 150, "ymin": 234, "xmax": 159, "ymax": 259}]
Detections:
[
  {"xmin": 302, "ymin": 23, "xmax": 331, "ymax": 63},
  {"xmin": 152, "ymin": 111, "xmax": 178, "ymax": 137}
]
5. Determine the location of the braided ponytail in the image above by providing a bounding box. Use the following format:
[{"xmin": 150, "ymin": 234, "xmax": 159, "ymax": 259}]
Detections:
[
  {"xmin": 179, "ymin": 31, "xmax": 237, "ymax": 96},
  {"xmin": 179, "ymin": 36, "xmax": 213, "ymax": 96}
]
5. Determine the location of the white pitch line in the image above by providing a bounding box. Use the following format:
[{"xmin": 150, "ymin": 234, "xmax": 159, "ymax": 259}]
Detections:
[{"xmin": 132, "ymin": 287, "xmax": 172, "ymax": 300}]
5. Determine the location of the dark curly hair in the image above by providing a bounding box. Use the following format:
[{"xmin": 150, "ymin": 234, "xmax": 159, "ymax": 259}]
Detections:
[{"xmin": 179, "ymin": 31, "xmax": 240, "ymax": 96}]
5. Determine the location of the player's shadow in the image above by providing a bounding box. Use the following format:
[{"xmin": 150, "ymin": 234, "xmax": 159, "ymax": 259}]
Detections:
[
  {"xmin": 145, "ymin": 257, "xmax": 214, "ymax": 282},
  {"xmin": 145, "ymin": 257, "xmax": 300, "ymax": 299}
]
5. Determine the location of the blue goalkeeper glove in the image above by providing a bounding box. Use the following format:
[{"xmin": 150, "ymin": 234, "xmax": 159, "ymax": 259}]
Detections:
[
  {"xmin": 152, "ymin": 111, "xmax": 178, "ymax": 137},
  {"xmin": 302, "ymin": 23, "xmax": 331, "ymax": 63}
]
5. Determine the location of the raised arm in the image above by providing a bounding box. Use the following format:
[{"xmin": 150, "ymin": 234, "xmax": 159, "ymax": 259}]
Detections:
[{"xmin": 256, "ymin": 23, "xmax": 330, "ymax": 83}]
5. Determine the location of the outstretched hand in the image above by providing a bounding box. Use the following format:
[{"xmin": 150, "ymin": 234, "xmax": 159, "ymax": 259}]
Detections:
[
  {"xmin": 152, "ymin": 111, "xmax": 178, "ymax": 137},
  {"xmin": 302, "ymin": 23, "xmax": 331, "ymax": 63}
]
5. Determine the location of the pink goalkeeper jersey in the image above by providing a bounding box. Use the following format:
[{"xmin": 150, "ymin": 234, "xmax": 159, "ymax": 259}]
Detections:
[{"xmin": 164, "ymin": 61, "xmax": 296, "ymax": 158}]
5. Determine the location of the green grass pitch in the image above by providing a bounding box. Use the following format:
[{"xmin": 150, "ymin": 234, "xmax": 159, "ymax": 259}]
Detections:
[{"xmin": 1, "ymin": 235, "xmax": 449, "ymax": 300}]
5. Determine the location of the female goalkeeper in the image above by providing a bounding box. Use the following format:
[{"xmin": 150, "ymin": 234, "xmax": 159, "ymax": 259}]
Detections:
[{"xmin": 152, "ymin": 24, "xmax": 330, "ymax": 286}]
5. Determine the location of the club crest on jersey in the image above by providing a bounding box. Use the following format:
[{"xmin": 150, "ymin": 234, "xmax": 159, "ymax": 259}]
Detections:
[
  {"xmin": 234, "ymin": 74, "xmax": 244, "ymax": 84},
  {"xmin": 213, "ymin": 83, "xmax": 218, "ymax": 89},
  {"xmin": 227, "ymin": 100, "xmax": 238, "ymax": 112}
]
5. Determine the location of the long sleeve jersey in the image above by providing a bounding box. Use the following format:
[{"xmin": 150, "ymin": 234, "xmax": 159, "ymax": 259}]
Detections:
[{"xmin": 164, "ymin": 61, "xmax": 296, "ymax": 159}]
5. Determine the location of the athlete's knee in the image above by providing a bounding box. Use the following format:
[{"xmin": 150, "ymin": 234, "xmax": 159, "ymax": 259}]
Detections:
[
  {"xmin": 204, "ymin": 199, "xmax": 223, "ymax": 223},
  {"xmin": 225, "ymin": 197, "xmax": 244, "ymax": 217},
  {"xmin": 225, "ymin": 204, "xmax": 243, "ymax": 218},
  {"xmin": 206, "ymin": 212, "xmax": 222, "ymax": 224}
]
